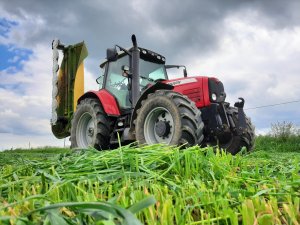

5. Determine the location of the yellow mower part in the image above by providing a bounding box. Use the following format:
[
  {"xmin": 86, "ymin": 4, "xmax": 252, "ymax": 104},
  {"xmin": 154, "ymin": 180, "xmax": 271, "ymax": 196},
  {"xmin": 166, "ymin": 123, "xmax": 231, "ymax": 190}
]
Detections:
[
  {"xmin": 73, "ymin": 62, "xmax": 84, "ymax": 111},
  {"xmin": 51, "ymin": 40, "xmax": 88, "ymax": 139}
]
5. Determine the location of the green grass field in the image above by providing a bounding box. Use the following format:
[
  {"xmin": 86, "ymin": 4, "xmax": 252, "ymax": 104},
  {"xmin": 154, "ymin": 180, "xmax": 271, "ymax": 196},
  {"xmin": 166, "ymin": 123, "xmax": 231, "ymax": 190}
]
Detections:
[{"xmin": 0, "ymin": 136, "xmax": 299, "ymax": 224}]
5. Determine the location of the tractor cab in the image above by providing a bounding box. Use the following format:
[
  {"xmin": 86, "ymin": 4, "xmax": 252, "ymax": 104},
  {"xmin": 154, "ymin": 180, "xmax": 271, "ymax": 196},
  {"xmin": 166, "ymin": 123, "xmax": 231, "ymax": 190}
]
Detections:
[{"xmin": 97, "ymin": 47, "xmax": 168, "ymax": 110}]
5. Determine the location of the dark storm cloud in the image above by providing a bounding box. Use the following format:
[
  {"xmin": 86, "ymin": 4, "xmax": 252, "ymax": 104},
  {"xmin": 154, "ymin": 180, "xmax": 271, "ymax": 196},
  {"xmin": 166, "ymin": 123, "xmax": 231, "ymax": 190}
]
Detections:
[
  {"xmin": 1, "ymin": 1, "xmax": 136, "ymax": 56},
  {"xmin": 2, "ymin": 0, "xmax": 300, "ymax": 64},
  {"xmin": 246, "ymin": 0, "xmax": 300, "ymax": 29}
]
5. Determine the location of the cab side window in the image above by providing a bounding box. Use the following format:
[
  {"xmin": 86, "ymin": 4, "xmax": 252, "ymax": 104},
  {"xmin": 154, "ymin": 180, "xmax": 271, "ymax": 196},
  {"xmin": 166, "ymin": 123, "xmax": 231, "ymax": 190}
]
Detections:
[{"xmin": 105, "ymin": 55, "xmax": 130, "ymax": 108}]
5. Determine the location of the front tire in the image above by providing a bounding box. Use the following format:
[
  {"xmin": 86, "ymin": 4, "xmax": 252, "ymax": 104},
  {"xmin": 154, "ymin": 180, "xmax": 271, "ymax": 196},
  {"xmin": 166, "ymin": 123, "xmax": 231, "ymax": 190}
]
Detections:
[
  {"xmin": 217, "ymin": 106, "xmax": 255, "ymax": 154},
  {"xmin": 70, "ymin": 98, "xmax": 111, "ymax": 150},
  {"xmin": 135, "ymin": 90, "xmax": 204, "ymax": 147}
]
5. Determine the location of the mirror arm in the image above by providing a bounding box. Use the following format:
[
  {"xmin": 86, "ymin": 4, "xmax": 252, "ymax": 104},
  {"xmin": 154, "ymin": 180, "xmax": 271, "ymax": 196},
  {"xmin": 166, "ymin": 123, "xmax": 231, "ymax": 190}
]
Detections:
[
  {"xmin": 116, "ymin": 45, "xmax": 132, "ymax": 56},
  {"xmin": 183, "ymin": 68, "xmax": 187, "ymax": 77},
  {"xmin": 96, "ymin": 75, "xmax": 104, "ymax": 84}
]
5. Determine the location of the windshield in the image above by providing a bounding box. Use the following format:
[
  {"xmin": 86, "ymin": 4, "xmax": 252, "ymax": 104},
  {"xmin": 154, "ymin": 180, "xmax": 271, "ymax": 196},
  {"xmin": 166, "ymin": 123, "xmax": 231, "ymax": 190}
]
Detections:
[{"xmin": 139, "ymin": 58, "xmax": 167, "ymax": 82}]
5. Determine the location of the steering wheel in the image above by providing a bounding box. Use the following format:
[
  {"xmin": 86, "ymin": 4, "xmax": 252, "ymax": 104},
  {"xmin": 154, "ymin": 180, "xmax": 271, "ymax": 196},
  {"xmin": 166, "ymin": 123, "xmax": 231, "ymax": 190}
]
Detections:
[{"xmin": 110, "ymin": 77, "xmax": 128, "ymax": 90}]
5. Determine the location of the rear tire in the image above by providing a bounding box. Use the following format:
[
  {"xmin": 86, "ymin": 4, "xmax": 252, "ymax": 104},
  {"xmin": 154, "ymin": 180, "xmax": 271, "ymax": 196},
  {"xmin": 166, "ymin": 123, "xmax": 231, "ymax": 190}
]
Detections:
[
  {"xmin": 135, "ymin": 90, "xmax": 204, "ymax": 147},
  {"xmin": 217, "ymin": 106, "xmax": 255, "ymax": 154},
  {"xmin": 70, "ymin": 98, "xmax": 111, "ymax": 150}
]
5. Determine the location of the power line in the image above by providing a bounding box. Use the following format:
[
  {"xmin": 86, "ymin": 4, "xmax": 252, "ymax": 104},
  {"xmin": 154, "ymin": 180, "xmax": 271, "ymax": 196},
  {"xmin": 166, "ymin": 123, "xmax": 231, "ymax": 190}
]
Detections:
[{"xmin": 245, "ymin": 99, "xmax": 300, "ymax": 110}]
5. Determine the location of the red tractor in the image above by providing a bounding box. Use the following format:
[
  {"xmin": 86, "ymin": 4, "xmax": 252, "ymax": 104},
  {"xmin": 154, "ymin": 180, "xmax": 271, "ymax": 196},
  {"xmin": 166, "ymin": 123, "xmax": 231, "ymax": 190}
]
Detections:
[{"xmin": 51, "ymin": 35, "xmax": 255, "ymax": 154}]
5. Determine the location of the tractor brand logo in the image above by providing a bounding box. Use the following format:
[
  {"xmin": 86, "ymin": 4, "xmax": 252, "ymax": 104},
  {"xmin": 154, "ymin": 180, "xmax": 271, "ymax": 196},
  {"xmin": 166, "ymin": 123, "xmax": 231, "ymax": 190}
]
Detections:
[{"xmin": 167, "ymin": 78, "xmax": 197, "ymax": 86}]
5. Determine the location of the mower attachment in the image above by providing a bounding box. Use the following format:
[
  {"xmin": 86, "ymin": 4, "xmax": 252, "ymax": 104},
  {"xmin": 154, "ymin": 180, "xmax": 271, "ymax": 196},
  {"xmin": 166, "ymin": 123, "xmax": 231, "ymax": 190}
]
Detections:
[{"xmin": 51, "ymin": 39, "xmax": 88, "ymax": 138}]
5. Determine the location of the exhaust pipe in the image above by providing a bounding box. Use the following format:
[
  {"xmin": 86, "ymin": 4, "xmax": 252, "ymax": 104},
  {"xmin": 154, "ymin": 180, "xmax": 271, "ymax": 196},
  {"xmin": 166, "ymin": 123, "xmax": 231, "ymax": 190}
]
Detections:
[{"xmin": 131, "ymin": 34, "xmax": 140, "ymax": 106}]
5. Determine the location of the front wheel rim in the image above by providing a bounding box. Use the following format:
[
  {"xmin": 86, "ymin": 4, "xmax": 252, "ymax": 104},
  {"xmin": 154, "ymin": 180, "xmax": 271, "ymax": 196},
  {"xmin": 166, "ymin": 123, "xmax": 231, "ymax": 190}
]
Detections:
[
  {"xmin": 144, "ymin": 107, "xmax": 175, "ymax": 144},
  {"xmin": 76, "ymin": 112, "xmax": 95, "ymax": 148}
]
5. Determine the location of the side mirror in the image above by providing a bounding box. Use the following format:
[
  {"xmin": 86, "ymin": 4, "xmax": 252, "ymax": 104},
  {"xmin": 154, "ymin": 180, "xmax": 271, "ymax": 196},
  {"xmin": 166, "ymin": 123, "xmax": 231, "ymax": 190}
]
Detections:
[
  {"xmin": 106, "ymin": 47, "xmax": 118, "ymax": 61},
  {"xmin": 165, "ymin": 65, "xmax": 188, "ymax": 78}
]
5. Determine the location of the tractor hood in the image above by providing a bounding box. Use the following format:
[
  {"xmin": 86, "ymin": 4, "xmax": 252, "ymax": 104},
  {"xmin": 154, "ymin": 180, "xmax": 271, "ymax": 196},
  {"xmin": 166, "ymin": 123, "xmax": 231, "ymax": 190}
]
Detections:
[{"xmin": 162, "ymin": 76, "xmax": 226, "ymax": 108}]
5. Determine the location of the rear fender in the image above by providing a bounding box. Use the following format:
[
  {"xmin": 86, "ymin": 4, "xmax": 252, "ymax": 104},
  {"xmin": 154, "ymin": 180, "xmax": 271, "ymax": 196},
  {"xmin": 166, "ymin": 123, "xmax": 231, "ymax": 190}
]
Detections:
[
  {"xmin": 130, "ymin": 82, "xmax": 173, "ymax": 128},
  {"xmin": 78, "ymin": 90, "xmax": 121, "ymax": 116}
]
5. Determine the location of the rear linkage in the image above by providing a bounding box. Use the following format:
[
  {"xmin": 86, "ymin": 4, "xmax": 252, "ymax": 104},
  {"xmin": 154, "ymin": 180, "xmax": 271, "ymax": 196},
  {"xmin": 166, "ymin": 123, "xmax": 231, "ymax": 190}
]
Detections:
[{"xmin": 234, "ymin": 97, "xmax": 247, "ymax": 135}]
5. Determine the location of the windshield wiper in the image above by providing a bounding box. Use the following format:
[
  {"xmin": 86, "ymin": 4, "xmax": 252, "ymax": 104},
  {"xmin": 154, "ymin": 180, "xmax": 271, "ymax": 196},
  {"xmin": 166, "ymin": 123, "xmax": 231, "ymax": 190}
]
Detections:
[{"xmin": 140, "ymin": 75, "xmax": 155, "ymax": 82}]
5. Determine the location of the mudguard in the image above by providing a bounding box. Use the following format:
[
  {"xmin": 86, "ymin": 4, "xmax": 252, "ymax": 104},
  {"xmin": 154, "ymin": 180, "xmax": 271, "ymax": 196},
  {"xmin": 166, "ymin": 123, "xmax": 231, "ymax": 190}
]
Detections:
[
  {"xmin": 51, "ymin": 40, "xmax": 88, "ymax": 138},
  {"xmin": 77, "ymin": 90, "xmax": 121, "ymax": 116}
]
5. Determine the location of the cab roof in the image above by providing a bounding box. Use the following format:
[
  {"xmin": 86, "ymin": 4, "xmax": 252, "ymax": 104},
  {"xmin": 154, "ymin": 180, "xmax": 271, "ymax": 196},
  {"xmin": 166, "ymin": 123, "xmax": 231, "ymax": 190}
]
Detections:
[{"xmin": 100, "ymin": 47, "xmax": 166, "ymax": 68}]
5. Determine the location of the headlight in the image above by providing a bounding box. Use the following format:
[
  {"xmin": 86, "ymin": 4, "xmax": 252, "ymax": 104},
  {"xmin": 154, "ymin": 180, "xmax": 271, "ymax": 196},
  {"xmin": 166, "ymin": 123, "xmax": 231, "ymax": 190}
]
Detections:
[{"xmin": 212, "ymin": 93, "xmax": 217, "ymax": 101}]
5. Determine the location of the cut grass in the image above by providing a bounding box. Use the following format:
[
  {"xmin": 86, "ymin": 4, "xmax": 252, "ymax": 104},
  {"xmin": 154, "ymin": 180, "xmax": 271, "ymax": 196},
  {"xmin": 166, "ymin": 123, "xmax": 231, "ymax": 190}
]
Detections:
[
  {"xmin": 0, "ymin": 137, "xmax": 299, "ymax": 224},
  {"xmin": 0, "ymin": 147, "xmax": 70, "ymax": 167}
]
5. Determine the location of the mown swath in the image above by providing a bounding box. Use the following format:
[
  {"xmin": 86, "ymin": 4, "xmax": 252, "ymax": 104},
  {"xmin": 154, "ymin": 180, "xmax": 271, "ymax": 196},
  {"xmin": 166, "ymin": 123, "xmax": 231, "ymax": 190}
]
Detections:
[{"xmin": 0, "ymin": 137, "xmax": 299, "ymax": 224}]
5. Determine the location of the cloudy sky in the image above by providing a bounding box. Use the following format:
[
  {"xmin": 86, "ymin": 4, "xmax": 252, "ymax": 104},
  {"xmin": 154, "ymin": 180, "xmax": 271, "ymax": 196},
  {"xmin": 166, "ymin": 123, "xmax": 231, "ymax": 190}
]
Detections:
[{"xmin": 0, "ymin": 0, "xmax": 300, "ymax": 150}]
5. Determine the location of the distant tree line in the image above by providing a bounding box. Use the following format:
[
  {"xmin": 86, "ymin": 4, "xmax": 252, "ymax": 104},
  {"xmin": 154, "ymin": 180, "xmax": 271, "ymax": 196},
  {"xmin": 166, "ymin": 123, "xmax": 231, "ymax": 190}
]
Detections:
[{"xmin": 268, "ymin": 121, "xmax": 300, "ymax": 141}]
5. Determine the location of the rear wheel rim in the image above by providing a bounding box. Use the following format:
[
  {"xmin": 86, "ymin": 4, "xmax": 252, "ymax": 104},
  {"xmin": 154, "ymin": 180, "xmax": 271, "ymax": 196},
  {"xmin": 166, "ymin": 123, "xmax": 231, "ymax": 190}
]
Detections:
[
  {"xmin": 144, "ymin": 107, "xmax": 175, "ymax": 144},
  {"xmin": 76, "ymin": 112, "xmax": 95, "ymax": 148}
]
